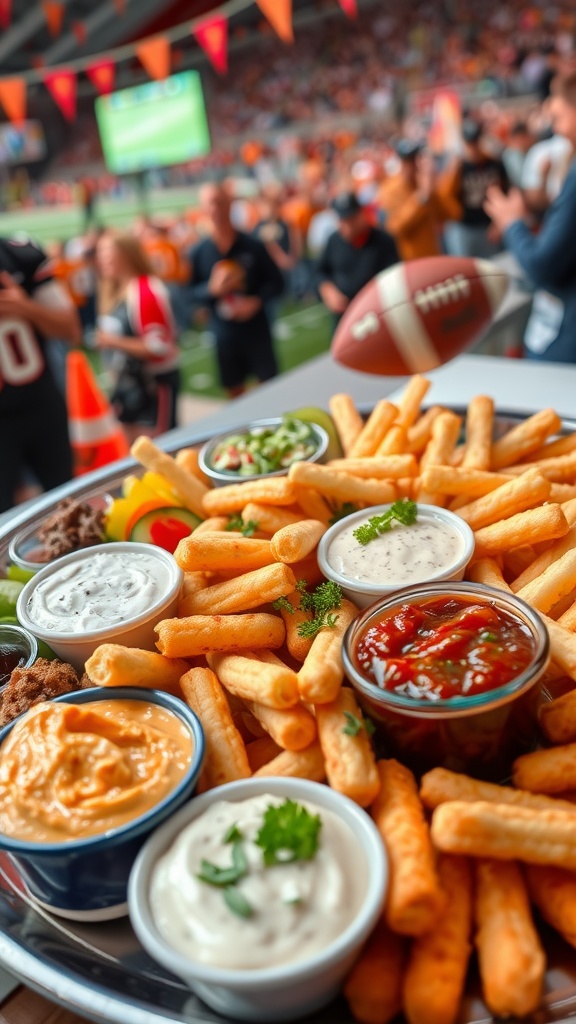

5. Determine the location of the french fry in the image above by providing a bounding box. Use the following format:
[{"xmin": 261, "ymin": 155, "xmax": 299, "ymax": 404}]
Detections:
[
  {"xmin": 244, "ymin": 699, "xmax": 316, "ymax": 751},
  {"xmin": 513, "ymin": 742, "xmax": 576, "ymax": 794},
  {"xmin": 431, "ymin": 800, "xmax": 576, "ymax": 869},
  {"xmin": 511, "ymin": 524, "xmax": 576, "ymax": 591},
  {"xmin": 253, "ymin": 740, "xmax": 326, "ymax": 781},
  {"xmin": 178, "ymin": 571, "xmax": 211, "ymax": 614},
  {"xmin": 207, "ymin": 650, "xmax": 299, "ymax": 709},
  {"xmin": 179, "ymin": 562, "xmax": 297, "ymax": 617},
  {"xmin": 202, "ymin": 476, "xmax": 296, "ymax": 516},
  {"xmin": 402, "ymin": 855, "xmax": 472, "ymax": 1024},
  {"xmin": 467, "ymin": 556, "xmax": 509, "ymax": 590},
  {"xmin": 462, "ymin": 394, "xmax": 494, "ymax": 470},
  {"xmin": 474, "ymin": 858, "xmax": 545, "ymax": 1019},
  {"xmin": 297, "ymin": 599, "xmax": 358, "ymax": 704},
  {"xmin": 418, "ymin": 411, "xmax": 462, "ymax": 505},
  {"xmin": 279, "ymin": 589, "xmax": 314, "ymax": 663},
  {"xmin": 420, "ymin": 767, "xmax": 576, "ymax": 814},
  {"xmin": 473, "ymin": 503, "xmax": 569, "ymax": 557},
  {"xmin": 245, "ymin": 735, "xmax": 282, "ymax": 772},
  {"xmin": 406, "ymin": 405, "xmax": 444, "ymax": 455},
  {"xmin": 328, "ymin": 454, "xmax": 418, "ymax": 479},
  {"xmin": 241, "ymin": 502, "xmax": 303, "ymax": 535},
  {"xmin": 396, "ymin": 375, "xmax": 431, "ymax": 428},
  {"xmin": 289, "ymin": 552, "xmax": 325, "ymax": 588},
  {"xmin": 292, "ymin": 486, "xmax": 332, "ymax": 525},
  {"xmin": 455, "ymin": 467, "xmax": 551, "ymax": 531},
  {"xmin": 270, "ymin": 519, "xmax": 327, "ymax": 563},
  {"xmin": 155, "ymin": 613, "xmax": 284, "ymax": 658},
  {"xmin": 420, "ymin": 466, "xmax": 512, "ymax": 498},
  {"xmin": 348, "ymin": 400, "xmax": 399, "ymax": 457},
  {"xmin": 174, "ymin": 446, "xmax": 211, "ymax": 487},
  {"xmin": 329, "ymin": 393, "xmax": 363, "ymax": 455},
  {"xmin": 504, "ymin": 450, "xmax": 576, "ymax": 482},
  {"xmin": 174, "ymin": 533, "xmax": 275, "ymax": 573},
  {"xmin": 502, "ymin": 545, "xmax": 538, "ymax": 579},
  {"xmin": 130, "ymin": 436, "xmax": 208, "ymax": 519},
  {"xmin": 526, "ymin": 864, "xmax": 576, "ymax": 949},
  {"xmin": 490, "ymin": 408, "xmax": 562, "ymax": 469},
  {"xmin": 289, "ymin": 461, "xmax": 396, "ymax": 506},
  {"xmin": 84, "ymin": 644, "xmax": 189, "ymax": 693},
  {"xmin": 540, "ymin": 688, "xmax": 576, "ymax": 746},
  {"xmin": 344, "ymin": 918, "xmax": 407, "ymax": 1024},
  {"xmin": 315, "ymin": 687, "xmax": 380, "ymax": 807},
  {"xmin": 549, "ymin": 483, "xmax": 576, "ymax": 502},
  {"xmin": 376, "ymin": 424, "xmax": 407, "ymax": 456},
  {"xmin": 523, "ymin": 432, "xmax": 576, "ymax": 463},
  {"xmin": 558, "ymin": 597, "xmax": 576, "ymax": 632},
  {"xmin": 179, "ymin": 667, "xmax": 250, "ymax": 788},
  {"xmin": 372, "ymin": 759, "xmax": 445, "ymax": 936},
  {"xmin": 192, "ymin": 516, "xmax": 231, "ymax": 535},
  {"xmin": 515, "ymin": 547, "xmax": 576, "ymax": 613}
]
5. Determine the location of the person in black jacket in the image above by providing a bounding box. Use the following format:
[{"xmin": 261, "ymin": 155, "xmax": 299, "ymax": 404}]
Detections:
[
  {"xmin": 188, "ymin": 183, "xmax": 284, "ymax": 397},
  {"xmin": 316, "ymin": 192, "xmax": 399, "ymax": 323}
]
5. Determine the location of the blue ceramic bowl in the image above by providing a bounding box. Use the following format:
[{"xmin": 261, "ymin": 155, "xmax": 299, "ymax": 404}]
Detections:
[{"xmin": 0, "ymin": 686, "xmax": 204, "ymax": 922}]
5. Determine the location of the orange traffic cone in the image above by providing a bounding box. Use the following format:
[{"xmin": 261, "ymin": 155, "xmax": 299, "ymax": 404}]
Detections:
[{"xmin": 66, "ymin": 350, "xmax": 130, "ymax": 476}]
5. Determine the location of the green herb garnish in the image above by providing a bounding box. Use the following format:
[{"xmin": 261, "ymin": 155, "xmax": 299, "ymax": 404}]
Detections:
[
  {"xmin": 255, "ymin": 799, "xmax": 322, "ymax": 867},
  {"xmin": 342, "ymin": 711, "xmax": 364, "ymax": 736},
  {"xmin": 223, "ymin": 887, "xmax": 253, "ymax": 919},
  {"xmin": 328, "ymin": 502, "xmax": 359, "ymax": 526},
  {"xmin": 272, "ymin": 595, "xmax": 295, "ymax": 614},
  {"xmin": 353, "ymin": 499, "xmax": 418, "ymax": 546},
  {"xmin": 226, "ymin": 514, "xmax": 259, "ymax": 537},
  {"xmin": 480, "ymin": 631, "xmax": 499, "ymax": 643},
  {"xmin": 295, "ymin": 579, "xmax": 343, "ymax": 638},
  {"xmin": 223, "ymin": 823, "xmax": 243, "ymax": 844},
  {"xmin": 197, "ymin": 838, "xmax": 247, "ymax": 888},
  {"xmin": 364, "ymin": 717, "xmax": 376, "ymax": 738}
]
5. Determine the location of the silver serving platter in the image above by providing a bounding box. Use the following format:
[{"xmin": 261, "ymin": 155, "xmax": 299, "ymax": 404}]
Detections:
[{"xmin": 0, "ymin": 408, "xmax": 576, "ymax": 1024}]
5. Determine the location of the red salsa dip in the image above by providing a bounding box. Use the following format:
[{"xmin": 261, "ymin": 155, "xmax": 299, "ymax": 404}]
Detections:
[{"xmin": 354, "ymin": 596, "xmax": 536, "ymax": 700}]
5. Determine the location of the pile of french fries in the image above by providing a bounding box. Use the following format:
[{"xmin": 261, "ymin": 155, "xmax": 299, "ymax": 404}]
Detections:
[{"xmin": 85, "ymin": 375, "xmax": 576, "ymax": 1024}]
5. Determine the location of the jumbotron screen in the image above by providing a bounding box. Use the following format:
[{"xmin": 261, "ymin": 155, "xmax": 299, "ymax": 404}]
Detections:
[{"xmin": 95, "ymin": 71, "xmax": 211, "ymax": 174}]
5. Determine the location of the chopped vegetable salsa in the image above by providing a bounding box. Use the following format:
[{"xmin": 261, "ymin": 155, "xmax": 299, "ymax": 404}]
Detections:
[
  {"xmin": 210, "ymin": 417, "xmax": 318, "ymax": 476},
  {"xmin": 354, "ymin": 596, "xmax": 536, "ymax": 700}
]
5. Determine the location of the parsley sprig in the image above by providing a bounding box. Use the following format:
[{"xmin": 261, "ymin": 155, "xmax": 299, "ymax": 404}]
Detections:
[
  {"xmin": 328, "ymin": 502, "xmax": 359, "ymax": 526},
  {"xmin": 226, "ymin": 514, "xmax": 259, "ymax": 537},
  {"xmin": 353, "ymin": 499, "xmax": 418, "ymax": 546},
  {"xmin": 272, "ymin": 579, "xmax": 343, "ymax": 638},
  {"xmin": 342, "ymin": 711, "xmax": 376, "ymax": 737},
  {"xmin": 255, "ymin": 799, "xmax": 322, "ymax": 866}
]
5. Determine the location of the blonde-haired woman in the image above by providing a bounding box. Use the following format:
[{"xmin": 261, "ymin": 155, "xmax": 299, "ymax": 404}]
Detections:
[{"xmin": 95, "ymin": 232, "xmax": 180, "ymax": 441}]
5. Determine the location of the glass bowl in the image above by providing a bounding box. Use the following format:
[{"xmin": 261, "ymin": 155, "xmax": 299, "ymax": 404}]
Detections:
[{"xmin": 198, "ymin": 417, "xmax": 329, "ymax": 486}]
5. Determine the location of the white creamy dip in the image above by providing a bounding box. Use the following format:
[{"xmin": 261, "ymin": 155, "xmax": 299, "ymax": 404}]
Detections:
[
  {"xmin": 149, "ymin": 794, "xmax": 366, "ymax": 970},
  {"xmin": 327, "ymin": 515, "xmax": 465, "ymax": 586},
  {"xmin": 26, "ymin": 550, "xmax": 170, "ymax": 633}
]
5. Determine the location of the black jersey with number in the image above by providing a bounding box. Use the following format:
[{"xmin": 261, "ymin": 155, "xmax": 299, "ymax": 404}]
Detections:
[{"xmin": 0, "ymin": 237, "xmax": 57, "ymax": 415}]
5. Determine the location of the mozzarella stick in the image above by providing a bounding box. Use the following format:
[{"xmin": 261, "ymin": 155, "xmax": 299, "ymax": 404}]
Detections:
[
  {"xmin": 540, "ymin": 614, "xmax": 576, "ymax": 681},
  {"xmin": 240, "ymin": 502, "xmax": 302, "ymax": 535},
  {"xmin": 292, "ymin": 485, "xmax": 332, "ymax": 525},
  {"xmin": 245, "ymin": 735, "xmax": 282, "ymax": 772},
  {"xmin": 549, "ymin": 483, "xmax": 576, "ymax": 502},
  {"xmin": 525, "ymin": 432, "xmax": 576, "ymax": 462},
  {"xmin": 192, "ymin": 516, "xmax": 230, "ymax": 535},
  {"xmin": 511, "ymin": 524, "xmax": 576, "ymax": 591},
  {"xmin": 473, "ymin": 503, "xmax": 569, "ymax": 557},
  {"xmin": 297, "ymin": 599, "xmax": 358, "ymax": 704},
  {"xmin": 270, "ymin": 519, "xmax": 327, "ymax": 563},
  {"xmin": 329, "ymin": 454, "xmax": 418, "ymax": 479},
  {"xmin": 420, "ymin": 465, "xmax": 512, "ymax": 497},
  {"xmin": 179, "ymin": 667, "xmax": 250, "ymax": 788},
  {"xmin": 344, "ymin": 918, "xmax": 407, "ymax": 1024},
  {"xmin": 490, "ymin": 408, "xmax": 562, "ymax": 469},
  {"xmin": 174, "ymin": 445, "xmax": 211, "ymax": 486},
  {"xmin": 455, "ymin": 467, "xmax": 551, "ymax": 530},
  {"xmin": 289, "ymin": 461, "xmax": 396, "ymax": 506},
  {"xmin": 315, "ymin": 687, "xmax": 380, "ymax": 807},
  {"xmin": 279, "ymin": 590, "xmax": 314, "ymax": 663},
  {"xmin": 289, "ymin": 552, "xmax": 325, "ymax": 588},
  {"xmin": 396, "ymin": 375, "xmax": 431, "ymax": 428},
  {"xmin": 406, "ymin": 405, "xmax": 444, "ymax": 455},
  {"xmin": 348, "ymin": 400, "xmax": 399, "ymax": 458},
  {"xmin": 515, "ymin": 547, "xmax": 576, "ymax": 613},
  {"xmin": 421, "ymin": 767, "xmax": 576, "ymax": 813},
  {"xmin": 372, "ymin": 759, "xmax": 445, "ymax": 936},
  {"xmin": 513, "ymin": 742, "xmax": 576, "ymax": 794},
  {"xmin": 179, "ymin": 569, "xmax": 211, "ymax": 601},
  {"xmin": 376, "ymin": 424, "xmax": 407, "ymax": 456},
  {"xmin": 462, "ymin": 394, "xmax": 494, "ymax": 470},
  {"xmin": 253, "ymin": 740, "xmax": 326, "ymax": 781},
  {"xmin": 179, "ymin": 562, "xmax": 296, "ymax": 617},
  {"xmin": 540, "ymin": 688, "xmax": 576, "ymax": 746},
  {"xmin": 467, "ymin": 555, "xmax": 510, "ymax": 590},
  {"xmin": 206, "ymin": 650, "xmax": 299, "ymax": 709},
  {"xmin": 174, "ymin": 533, "xmax": 274, "ymax": 573},
  {"xmin": 402, "ymin": 855, "xmax": 472, "ymax": 1024},
  {"xmin": 202, "ymin": 476, "xmax": 296, "ymax": 516},
  {"xmin": 244, "ymin": 699, "xmax": 316, "ymax": 751},
  {"xmin": 155, "ymin": 613, "xmax": 284, "ymax": 658},
  {"xmin": 474, "ymin": 858, "xmax": 545, "ymax": 1019},
  {"xmin": 130, "ymin": 436, "xmax": 208, "ymax": 519},
  {"xmin": 558, "ymin": 597, "xmax": 576, "ymax": 631},
  {"xmin": 431, "ymin": 800, "xmax": 576, "ymax": 869},
  {"xmin": 504, "ymin": 450, "xmax": 576, "ymax": 482},
  {"xmin": 329, "ymin": 393, "xmax": 363, "ymax": 455},
  {"xmin": 418, "ymin": 411, "xmax": 462, "ymax": 505},
  {"xmin": 84, "ymin": 645, "xmax": 189, "ymax": 694},
  {"xmin": 526, "ymin": 864, "xmax": 576, "ymax": 948}
]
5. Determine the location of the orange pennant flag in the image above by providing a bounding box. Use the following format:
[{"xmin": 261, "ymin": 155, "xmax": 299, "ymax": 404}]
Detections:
[
  {"xmin": 193, "ymin": 15, "xmax": 228, "ymax": 75},
  {"xmin": 0, "ymin": 78, "xmax": 25, "ymax": 125},
  {"xmin": 338, "ymin": 0, "xmax": 358, "ymax": 16},
  {"xmin": 44, "ymin": 71, "xmax": 76, "ymax": 121},
  {"xmin": 42, "ymin": 0, "xmax": 64, "ymax": 36},
  {"xmin": 136, "ymin": 36, "xmax": 171, "ymax": 81},
  {"xmin": 255, "ymin": 0, "xmax": 293, "ymax": 42},
  {"xmin": 0, "ymin": 0, "xmax": 11, "ymax": 30},
  {"xmin": 86, "ymin": 60, "xmax": 115, "ymax": 96}
]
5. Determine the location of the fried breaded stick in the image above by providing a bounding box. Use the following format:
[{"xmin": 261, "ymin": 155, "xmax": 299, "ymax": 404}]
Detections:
[{"xmin": 344, "ymin": 918, "xmax": 407, "ymax": 1024}]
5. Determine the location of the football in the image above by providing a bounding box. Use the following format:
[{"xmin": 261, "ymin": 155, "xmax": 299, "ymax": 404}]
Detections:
[{"xmin": 331, "ymin": 256, "xmax": 510, "ymax": 376}]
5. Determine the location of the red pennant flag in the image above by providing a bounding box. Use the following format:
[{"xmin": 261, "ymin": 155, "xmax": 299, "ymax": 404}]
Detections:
[
  {"xmin": 338, "ymin": 0, "xmax": 358, "ymax": 16},
  {"xmin": 42, "ymin": 0, "xmax": 65, "ymax": 36},
  {"xmin": 72, "ymin": 21, "xmax": 87, "ymax": 45},
  {"xmin": 193, "ymin": 15, "xmax": 228, "ymax": 75},
  {"xmin": 255, "ymin": 0, "xmax": 293, "ymax": 42},
  {"xmin": 136, "ymin": 36, "xmax": 170, "ymax": 80},
  {"xmin": 0, "ymin": 77, "xmax": 26, "ymax": 125},
  {"xmin": 0, "ymin": 0, "xmax": 11, "ymax": 30},
  {"xmin": 86, "ymin": 60, "xmax": 115, "ymax": 96},
  {"xmin": 44, "ymin": 70, "xmax": 76, "ymax": 121}
]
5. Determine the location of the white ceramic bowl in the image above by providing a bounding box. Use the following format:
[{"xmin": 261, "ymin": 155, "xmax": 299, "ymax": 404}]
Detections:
[
  {"xmin": 16, "ymin": 542, "xmax": 182, "ymax": 671},
  {"xmin": 129, "ymin": 777, "xmax": 387, "ymax": 1022},
  {"xmin": 317, "ymin": 503, "xmax": 475, "ymax": 608}
]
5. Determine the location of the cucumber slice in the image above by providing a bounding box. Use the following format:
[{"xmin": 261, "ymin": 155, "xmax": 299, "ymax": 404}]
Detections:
[
  {"xmin": 288, "ymin": 407, "xmax": 343, "ymax": 460},
  {"xmin": 129, "ymin": 507, "xmax": 203, "ymax": 553}
]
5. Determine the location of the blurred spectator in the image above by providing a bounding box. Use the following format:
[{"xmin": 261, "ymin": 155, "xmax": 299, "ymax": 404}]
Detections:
[
  {"xmin": 253, "ymin": 190, "xmax": 301, "ymax": 324},
  {"xmin": 502, "ymin": 122, "xmax": 534, "ymax": 186},
  {"xmin": 520, "ymin": 127, "xmax": 573, "ymax": 214},
  {"xmin": 444, "ymin": 118, "xmax": 509, "ymax": 258}
]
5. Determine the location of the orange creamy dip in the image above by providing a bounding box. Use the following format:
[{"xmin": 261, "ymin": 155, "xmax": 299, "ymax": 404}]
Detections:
[{"xmin": 0, "ymin": 699, "xmax": 193, "ymax": 843}]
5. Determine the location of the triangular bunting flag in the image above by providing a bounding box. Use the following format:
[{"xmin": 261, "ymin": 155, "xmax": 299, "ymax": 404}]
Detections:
[
  {"xmin": 0, "ymin": 77, "xmax": 25, "ymax": 125},
  {"xmin": 44, "ymin": 70, "xmax": 76, "ymax": 121},
  {"xmin": 338, "ymin": 0, "xmax": 358, "ymax": 16},
  {"xmin": 136, "ymin": 36, "xmax": 170, "ymax": 80},
  {"xmin": 193, "ymin": 15, "xmax": 228, "ymax": 75},
  {"xmin": 42, "ymin": 0, "xmax": 65, "ymax": 36},
  {"xmin": 86, "ymin": 60, "xmax": 115, "ymax": 96},
  {"xmin": 0, "ymin": 0, "xmax": 11, "ymax": 31},
  {"xmin": 72, "ymin": 21, "xmax": 87, "ymax": 45},
  {"xmin": 255, "ymin": 0, "xmax": 293, "ymax": 42}
]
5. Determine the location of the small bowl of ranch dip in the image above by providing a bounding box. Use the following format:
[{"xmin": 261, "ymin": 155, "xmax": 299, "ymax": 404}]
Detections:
[
  {"xmin": 16, "ymin": 542, "xmax": 183, "ymax": 671},
  {"xmin": 317, "ymin": 502, "xmax": 475, "ymax": 608}
]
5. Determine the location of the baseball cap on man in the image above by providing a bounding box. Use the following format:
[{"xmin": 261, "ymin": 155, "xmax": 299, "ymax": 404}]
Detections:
[{"xmin": 331, "ymin": 192, "xmax": 362, "ymax": 218}]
